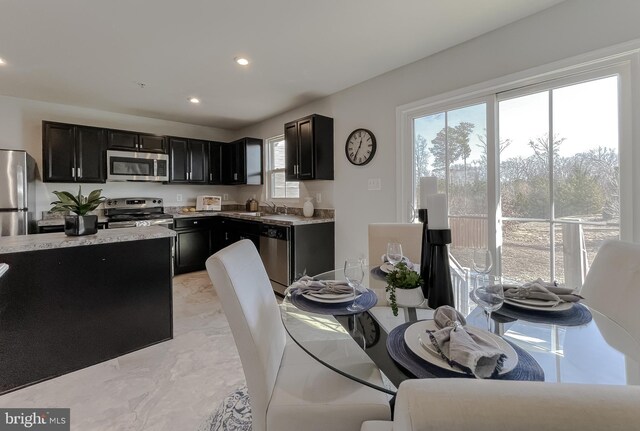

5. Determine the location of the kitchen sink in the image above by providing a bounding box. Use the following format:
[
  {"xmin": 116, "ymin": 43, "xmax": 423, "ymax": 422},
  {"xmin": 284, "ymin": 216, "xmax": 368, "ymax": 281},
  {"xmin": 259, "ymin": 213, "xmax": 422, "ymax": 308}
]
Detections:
[{"xmin": 230, "ymin": 211, "xmax": 262, "ymax": 217}]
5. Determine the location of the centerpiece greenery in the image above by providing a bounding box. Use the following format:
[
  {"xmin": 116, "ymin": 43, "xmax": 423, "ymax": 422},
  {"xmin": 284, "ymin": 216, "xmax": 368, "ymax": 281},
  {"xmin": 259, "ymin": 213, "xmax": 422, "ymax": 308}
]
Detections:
[
  {"xmin": 385, "ymin": 262, "xmax": 423, "ymax": 316},
  {"xmin": 50, "ymin": 187, "xmax": 106, "ymax": 236}
]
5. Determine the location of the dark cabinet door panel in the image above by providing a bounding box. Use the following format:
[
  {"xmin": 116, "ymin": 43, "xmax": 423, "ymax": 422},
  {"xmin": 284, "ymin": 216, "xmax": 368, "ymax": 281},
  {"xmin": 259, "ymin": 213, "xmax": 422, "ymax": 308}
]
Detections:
[
  {"xmin": 108, "ymin": 130, "xmax": 139, "ymax": 151},
  {"xmin": 284, "ymin": 122, "xmax": 298, "ymax": 181},
  {"xmin": 43, "ymin": 122, "xmax": 76, "ymax": 182},
  {"xmin": 139, "ymin": 135, "xmax": 166, "ymax": 153},
  {"xmin": 188, "ymin": 139, "xmax": 208, "ymax": 183},
  {"xmin": 76, "ymin": 126, "xmax": 106, "ymax": 183},
  {"xmin": 175, "ymin": 229, "xmax": 211, "ymax": 273},
  {"xmin": 209, "ymin": 142, "xmax": 222, "ymax": 184},
  {"xmin": 297, "ymin": 118, "xmax": 314, "ymax": 180},
  {"xmin": 169, "ymin": 137, "xmax": 189, "ymax": 183},
  {"xmin": 220, "ymin": 143, "xmax": 235, "ymax": 184}
]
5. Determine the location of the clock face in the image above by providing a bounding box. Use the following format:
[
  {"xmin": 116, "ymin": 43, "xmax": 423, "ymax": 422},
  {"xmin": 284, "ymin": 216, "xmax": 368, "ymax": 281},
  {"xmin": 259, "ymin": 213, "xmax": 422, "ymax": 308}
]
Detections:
[{"xmin": 345, "ymin": 129, "xmax": 376, "ymax": 166}]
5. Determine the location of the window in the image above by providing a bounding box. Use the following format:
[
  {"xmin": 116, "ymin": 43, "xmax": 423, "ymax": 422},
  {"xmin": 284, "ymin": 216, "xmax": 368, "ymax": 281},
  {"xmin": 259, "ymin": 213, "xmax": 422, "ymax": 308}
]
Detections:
[
  {"xmin": 401, "ymin": 61, "xmax": 631, "ymax": 290},
  {"xmin": 267, "ymin": 135, "xmax": 299, "ymax": 199}
]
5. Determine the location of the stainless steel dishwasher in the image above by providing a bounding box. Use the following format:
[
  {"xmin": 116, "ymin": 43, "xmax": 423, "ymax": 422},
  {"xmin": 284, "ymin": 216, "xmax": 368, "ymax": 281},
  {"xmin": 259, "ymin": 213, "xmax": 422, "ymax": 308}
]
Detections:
[{"xmin": 259, "ymin": 224, "xmax": 290, "ymax": 295}]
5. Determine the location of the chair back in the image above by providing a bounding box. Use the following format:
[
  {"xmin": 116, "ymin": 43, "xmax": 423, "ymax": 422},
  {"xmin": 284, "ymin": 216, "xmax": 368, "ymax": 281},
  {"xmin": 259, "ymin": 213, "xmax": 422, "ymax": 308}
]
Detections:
[
  {"xmin": 580, "ymin": 239, "xmax": 640, "ymax": 342},
  {"xmin": 206, "ymin": 240, "xmax": 287, "ymax": 431},
  {"xmin": 368, "ymin": 223, "xmax": 422, "ymax": 265},
  {"xmin": 391, "ymin": 379, "xmax": 640, "ymax": 431}
]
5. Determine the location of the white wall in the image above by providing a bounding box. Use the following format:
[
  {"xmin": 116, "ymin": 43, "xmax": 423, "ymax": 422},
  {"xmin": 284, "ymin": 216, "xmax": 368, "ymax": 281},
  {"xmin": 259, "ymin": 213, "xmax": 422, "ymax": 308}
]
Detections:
[
  {"xmin": 234, "ymin": 0, "xmax": 640, "ymax": 267},
  {"xmin": 0, "ymin": 95, "xmax": 240, "ymax": 215}
]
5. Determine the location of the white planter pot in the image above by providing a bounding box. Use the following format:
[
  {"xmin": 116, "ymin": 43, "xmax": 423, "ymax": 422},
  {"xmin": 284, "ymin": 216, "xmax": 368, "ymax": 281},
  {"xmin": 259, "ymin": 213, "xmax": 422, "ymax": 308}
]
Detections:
[{"xmin": 386, "ymin": 286, "xmax": 425, "ymax": 307}]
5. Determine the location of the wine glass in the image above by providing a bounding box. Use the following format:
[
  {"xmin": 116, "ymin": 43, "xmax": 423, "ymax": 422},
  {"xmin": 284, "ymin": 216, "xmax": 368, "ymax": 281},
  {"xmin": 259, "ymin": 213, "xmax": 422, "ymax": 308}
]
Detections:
[
  {"xmin": 344, "ymin": 259, "xmax": 365, "ymax": 312},
  {"xmin": 386, "ymin": 242, "xmax": 403, "ymax": 266},
  {"xmin": 472, "ymin": 249, "xmax": 493, "ymax": 288},
  {"xmin": 472, "ymin": 275, "xmax": 504, "ymax": 332}
]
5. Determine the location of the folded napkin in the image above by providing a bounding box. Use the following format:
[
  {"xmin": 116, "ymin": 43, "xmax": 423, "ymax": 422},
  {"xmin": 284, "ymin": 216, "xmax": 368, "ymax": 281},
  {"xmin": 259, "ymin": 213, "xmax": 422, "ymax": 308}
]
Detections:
[
  {"xmin": 288, "ymin": 275, "xmax": 353, "ymax": 296},
  {"xmin": 503, "ymin": 278, "xmax": 583, "ymax": 304},
  {"xmin": 427, "ymin": 306, "xmax": 506, "ymax": 379}
]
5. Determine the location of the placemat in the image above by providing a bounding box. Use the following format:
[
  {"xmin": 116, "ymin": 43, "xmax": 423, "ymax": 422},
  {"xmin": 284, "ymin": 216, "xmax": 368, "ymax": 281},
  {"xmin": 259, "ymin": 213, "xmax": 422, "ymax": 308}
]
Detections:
[
  {"xmin": 494, "ymin": 303, "xmax": 592, "ymax": 326},
  {"xmin": 289, "ymin": 288, "xmax": 378, "ymax": 316},
  {"xmin": 386, "ymin": 320, "xmax": 544, "ymax": 381}
]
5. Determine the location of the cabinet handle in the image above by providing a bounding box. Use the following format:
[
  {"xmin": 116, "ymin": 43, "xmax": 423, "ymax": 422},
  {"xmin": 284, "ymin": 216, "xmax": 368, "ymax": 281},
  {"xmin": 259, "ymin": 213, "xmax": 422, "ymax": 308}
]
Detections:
[
  {"xmin": 72, "ymin": 167, "xmax": 75, "ymax": 178},
  {"xmin": 225, "ymin": 232, "xmax": 229, "ymax": 241},
  {"xmin": 209, "ymin": 173, "xmax": 212, "ymax": 182},
  {"xmin": 77, "ymin": 167, "xmax": 82, "ymax": 178},
  {"xmin": 193, "ymin": 220, "xmax": 198, "ymax": 225},
  {"xmin": 234, "ymin": 173, "xmax": 237, "ymax": 181}
]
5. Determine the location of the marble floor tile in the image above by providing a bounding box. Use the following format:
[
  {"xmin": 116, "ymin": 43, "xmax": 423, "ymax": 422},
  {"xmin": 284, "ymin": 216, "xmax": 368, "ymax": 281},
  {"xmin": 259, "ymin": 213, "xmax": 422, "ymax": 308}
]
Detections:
[{"xmin": 0, "ymin": 271, "xmax": 245, "ymax": 431}]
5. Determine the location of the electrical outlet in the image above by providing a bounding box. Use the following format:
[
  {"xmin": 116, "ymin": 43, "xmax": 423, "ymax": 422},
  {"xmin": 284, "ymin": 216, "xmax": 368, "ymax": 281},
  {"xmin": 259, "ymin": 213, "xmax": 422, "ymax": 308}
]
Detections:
[
  {"xmin": 176, "ymin": 194, "xmax": 183, "ymax": 202},
  {"xmin": 315, "ymin": 193, "xmax": 322, "ymax": 204},
  {"xmin": 368, "ymin": 178, "xmax": 382, "ymax": 190},
  {"xmin": 223, "ymin": 193, "xmax": 229, "ymax": 201}
]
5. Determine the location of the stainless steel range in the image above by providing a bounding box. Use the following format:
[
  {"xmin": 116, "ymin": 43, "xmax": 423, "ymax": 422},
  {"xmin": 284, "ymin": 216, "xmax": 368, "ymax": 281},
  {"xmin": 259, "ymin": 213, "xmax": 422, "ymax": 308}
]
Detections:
[{"xmin": 104, "ymin": 198, "xmax": 173, "ymax": 229}]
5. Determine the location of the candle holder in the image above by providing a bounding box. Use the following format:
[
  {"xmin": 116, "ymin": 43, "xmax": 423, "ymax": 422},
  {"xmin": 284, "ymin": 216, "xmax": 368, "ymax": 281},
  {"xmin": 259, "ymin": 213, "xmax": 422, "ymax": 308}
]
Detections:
[
  {"xmin": 418, "ymin": 209, "xmax": 430, "ymax": 300},
  {"xmin": 426, "ymin": 229, "xmax": 455, "ymax": 309}
]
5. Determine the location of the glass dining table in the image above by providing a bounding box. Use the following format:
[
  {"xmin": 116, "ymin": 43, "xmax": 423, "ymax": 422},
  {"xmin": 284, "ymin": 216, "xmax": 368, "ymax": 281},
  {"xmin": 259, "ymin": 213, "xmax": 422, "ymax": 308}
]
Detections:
[{"xmin": 279, "ymin": 265, "xmax": 640, "ymax": 395}]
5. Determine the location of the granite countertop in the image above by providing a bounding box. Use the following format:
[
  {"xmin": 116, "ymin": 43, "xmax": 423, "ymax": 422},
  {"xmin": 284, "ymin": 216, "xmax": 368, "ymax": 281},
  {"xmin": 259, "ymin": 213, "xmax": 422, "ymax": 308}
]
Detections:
[
  {"xmin": 37, "ymin": 216, "xmax": 110, "ymax": 226},
  {"xmin": 168, "ymin": 210, "xmax": 334, "ymax": 226},
  {"xmin": 0, "ymin": 226, "xmax": 176, "ymax": 254}
]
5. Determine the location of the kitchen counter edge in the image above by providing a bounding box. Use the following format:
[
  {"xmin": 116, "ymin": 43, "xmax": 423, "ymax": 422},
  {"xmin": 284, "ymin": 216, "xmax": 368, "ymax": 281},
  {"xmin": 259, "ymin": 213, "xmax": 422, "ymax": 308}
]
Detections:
[{"xmin": 0, "ymin": 226, "xmax": 176, "ymax": 254}]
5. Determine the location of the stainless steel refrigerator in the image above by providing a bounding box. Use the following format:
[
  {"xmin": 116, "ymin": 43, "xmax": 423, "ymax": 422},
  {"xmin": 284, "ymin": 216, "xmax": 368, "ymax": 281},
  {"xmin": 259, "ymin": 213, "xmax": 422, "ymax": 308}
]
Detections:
[{"xmin": 0, "ymin": 150, "xmax": 36, "ymax": 236}]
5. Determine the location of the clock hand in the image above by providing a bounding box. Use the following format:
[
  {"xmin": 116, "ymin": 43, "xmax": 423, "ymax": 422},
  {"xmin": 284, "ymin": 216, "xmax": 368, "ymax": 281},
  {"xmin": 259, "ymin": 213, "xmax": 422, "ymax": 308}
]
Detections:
[{"xmin": 355, "ymin": 139, "xmax": 363, "ymax": 158}]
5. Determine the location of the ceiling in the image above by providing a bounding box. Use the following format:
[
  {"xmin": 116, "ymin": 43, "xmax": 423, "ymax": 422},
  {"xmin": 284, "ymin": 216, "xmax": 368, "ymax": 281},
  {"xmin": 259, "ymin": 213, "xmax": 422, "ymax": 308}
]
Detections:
[{"xmin": 0, "ymin": 0, "xmax": 564, "ymax": 130}]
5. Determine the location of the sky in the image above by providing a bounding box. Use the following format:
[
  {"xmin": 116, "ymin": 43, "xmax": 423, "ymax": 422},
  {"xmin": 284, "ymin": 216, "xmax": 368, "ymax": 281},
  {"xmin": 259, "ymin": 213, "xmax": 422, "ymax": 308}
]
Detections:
[{"xmin": 413, "ymin": 75, "xmax": 619, "ymax": 171}]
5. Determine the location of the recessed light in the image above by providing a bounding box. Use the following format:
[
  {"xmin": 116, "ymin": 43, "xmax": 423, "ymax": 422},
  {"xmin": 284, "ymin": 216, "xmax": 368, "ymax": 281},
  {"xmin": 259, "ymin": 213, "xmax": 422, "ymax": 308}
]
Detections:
[
  {"xmin": 235, "ymin": 57, "xmax": 249, "ymax": 66},
  {"xmin": 0, "ymin": 58, "xmax": 6, "ymax": 65},
  {"xmin": 189, "ymin": 97, "xmax": 200, "ymax": 104}
]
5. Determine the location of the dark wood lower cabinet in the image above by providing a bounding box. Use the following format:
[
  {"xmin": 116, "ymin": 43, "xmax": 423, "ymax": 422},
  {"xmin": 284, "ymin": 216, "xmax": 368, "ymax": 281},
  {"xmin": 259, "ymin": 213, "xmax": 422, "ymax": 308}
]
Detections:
[
  {"xmin": 175, "ymin": 228, "xmax": 212, "ymax": 274},
  {"xmin": 0, "ymin": 238, "xmax": 173, "ymax": 395}
]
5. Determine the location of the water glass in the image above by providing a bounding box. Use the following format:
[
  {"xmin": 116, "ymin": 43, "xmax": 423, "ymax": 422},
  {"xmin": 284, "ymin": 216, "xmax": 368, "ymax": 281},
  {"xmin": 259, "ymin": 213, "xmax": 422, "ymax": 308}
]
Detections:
[
  {"xmin": 472, "ymin": 275, "xmax": 504, "ymax": 331},
  {"xmin": 386, "ymin": 242, "xmax": 403, "ymax": 266},
  {"xmin": 344, "ymin": 259, "xmax": 364, "ymax": 312}
]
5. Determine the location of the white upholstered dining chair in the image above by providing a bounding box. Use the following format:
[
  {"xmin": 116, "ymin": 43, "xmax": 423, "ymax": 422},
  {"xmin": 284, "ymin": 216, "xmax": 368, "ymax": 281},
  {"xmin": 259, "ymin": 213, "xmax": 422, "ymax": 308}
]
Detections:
[
  {"xmin": 206, "ymin": 240, "xmax": 391, "ymax": 431},
  {"xmin": 579, "ymin": 239, "xmax": 640, "ymax": 343},
  {"xmin": 368, "ymin": 223, "xmax": 422, "ymax": 265},
  {"xmin": 361, "ymin": 378, "xmax": 640, "ymax": 431}
]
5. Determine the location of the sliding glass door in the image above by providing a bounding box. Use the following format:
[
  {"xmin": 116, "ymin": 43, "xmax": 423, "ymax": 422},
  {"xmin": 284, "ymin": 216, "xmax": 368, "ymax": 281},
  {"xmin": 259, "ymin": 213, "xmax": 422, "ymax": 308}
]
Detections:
[
  {"xmin": 410, "ymin": 72, "xmax": 622, "ymax": 288},
  {"xmin": 498, "ymin": 76, "xmax": 620, "ymax": 286}
]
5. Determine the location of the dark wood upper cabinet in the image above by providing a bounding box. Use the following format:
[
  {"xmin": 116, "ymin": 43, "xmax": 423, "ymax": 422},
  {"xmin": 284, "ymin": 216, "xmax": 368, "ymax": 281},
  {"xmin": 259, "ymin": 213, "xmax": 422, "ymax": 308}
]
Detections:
[
  {"xmin": 208, "ymin": 141, "xmax": 222, "ymax": 184},
  {"xmin": 221, "ymin": 138, "xmax": 263, "ymax": 185},
  {"xmin": 284, "ymin": 114, "xmax": 333, "ymax": 181},
  {"xmin": 107, "ymin": 130, "xmax": 166, "ymax": 153},
  {"xmin": 107, "ymin": 130, "xmax": 139, "ymax": 151},
  {"xmin": 43, "ymin": 121, "xmax": 106, "ymax": 183},
  {"xmin": 168, "ymin": 137, "xmax": 208, "ymax": 184},
  {"xmin": 76, "ymin": 126, "xmax": 106, "ymax": 182},
  {"xmin": 139, "ymin": 134, "xmax": 166, "ymax": 153}
]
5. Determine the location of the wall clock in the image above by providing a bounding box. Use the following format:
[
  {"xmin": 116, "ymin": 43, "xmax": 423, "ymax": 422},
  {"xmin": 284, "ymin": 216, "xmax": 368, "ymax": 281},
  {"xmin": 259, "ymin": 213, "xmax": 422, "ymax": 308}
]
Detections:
[{"xmin": 345, "ymin": 128, "xmax": 376, "ymax": 166}]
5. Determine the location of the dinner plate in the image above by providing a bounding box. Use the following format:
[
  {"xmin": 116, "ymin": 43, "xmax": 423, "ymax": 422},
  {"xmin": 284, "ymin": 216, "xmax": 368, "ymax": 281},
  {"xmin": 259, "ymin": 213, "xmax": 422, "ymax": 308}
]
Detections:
[
  {"xmin": 379, "ymin": 261, "xmax": 418, "ymax": 274},
  {"xmin": 301, "ymin": 292, "xmax": 360, "ymax": 304},
  {"xmin": 403, "ymin": 320, "xmax": 518, "ymax": 375},
  {"xmin": 504, "ymin": 298, "xmax": 573, "ymax": 312}
]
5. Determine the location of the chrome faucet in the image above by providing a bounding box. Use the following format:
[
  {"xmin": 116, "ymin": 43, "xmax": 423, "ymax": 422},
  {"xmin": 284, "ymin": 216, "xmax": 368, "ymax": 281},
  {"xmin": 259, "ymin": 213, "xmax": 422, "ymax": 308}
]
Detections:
[
  {"xmin": 282, "ymin": 204, "xmax": 288, "ymax": 215},
  {"xmin": 266, "ymin": 201, "xmax": 277, "ymax": 214}
]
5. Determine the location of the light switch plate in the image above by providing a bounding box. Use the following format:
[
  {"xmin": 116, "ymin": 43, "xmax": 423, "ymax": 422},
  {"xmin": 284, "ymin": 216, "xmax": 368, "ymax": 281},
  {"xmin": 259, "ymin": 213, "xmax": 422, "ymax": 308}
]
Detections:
[
  {"xmin": 223, "ymin": 193, "xmax": 229, "ymax": 201},
  {"xmin": 368, "ymin": 178, "xmax": 382, "ymax": 190},
  {"xmin": 176, "ymin": 194, "xmax": 183, "ymax": 202}
]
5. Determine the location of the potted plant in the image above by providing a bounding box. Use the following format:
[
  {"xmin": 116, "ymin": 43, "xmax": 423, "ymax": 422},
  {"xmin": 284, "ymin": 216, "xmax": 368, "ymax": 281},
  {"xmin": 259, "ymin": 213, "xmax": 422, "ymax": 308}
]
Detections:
[
  {"xmin": 385, "ymin": 262, "xmax": 424, "ymax": 316},
  {"xmin": 50, "ymin": 187, "xmax": 106, "ymax": 236}
]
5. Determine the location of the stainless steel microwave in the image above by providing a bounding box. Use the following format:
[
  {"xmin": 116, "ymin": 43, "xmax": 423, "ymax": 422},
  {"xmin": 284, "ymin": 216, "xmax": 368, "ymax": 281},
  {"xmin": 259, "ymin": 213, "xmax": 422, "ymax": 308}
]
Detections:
[{"xmin": 107, "ymin": 150, "xmax": 169, "ymax": 182}]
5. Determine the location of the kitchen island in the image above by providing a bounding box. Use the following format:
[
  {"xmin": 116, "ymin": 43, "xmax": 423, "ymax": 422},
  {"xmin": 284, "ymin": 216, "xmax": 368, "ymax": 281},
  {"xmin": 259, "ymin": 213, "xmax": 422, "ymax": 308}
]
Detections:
[{"xmin": 0, "ymin": 226, "xmax": 175, "ymax": 394}]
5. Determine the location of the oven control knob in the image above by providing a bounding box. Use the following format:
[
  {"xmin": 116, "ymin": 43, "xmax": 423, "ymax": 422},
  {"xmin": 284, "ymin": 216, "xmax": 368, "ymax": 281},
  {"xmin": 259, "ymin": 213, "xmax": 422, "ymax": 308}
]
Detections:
[
  {"xmin": 153, "ymin": 200, "xmax": 157, "ymax": 203},
  {"xmin": 106, "ymin": 200, "xmax": 112, "ymax": 206}
]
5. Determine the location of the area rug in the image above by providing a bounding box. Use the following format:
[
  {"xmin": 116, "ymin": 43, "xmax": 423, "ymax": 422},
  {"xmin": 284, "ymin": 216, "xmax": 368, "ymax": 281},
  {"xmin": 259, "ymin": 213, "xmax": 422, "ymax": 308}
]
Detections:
[{"xmin": 197, "ymin": 385, "xmax": 252, "ymax": 431}]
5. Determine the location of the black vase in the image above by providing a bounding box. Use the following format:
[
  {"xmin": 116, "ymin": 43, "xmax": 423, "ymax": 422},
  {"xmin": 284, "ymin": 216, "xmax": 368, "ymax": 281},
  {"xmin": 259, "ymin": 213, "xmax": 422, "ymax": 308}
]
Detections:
[
  {"xmin": 426, "ymin": 229, "xmax": 455, "ymax": 309},
  {"xmin": 418, "ymin": 209, "xmax": 430, "ymax": 300},
  {"xmin": 64, "ymin": 215, "xmax": 98, "ymax": 236}
]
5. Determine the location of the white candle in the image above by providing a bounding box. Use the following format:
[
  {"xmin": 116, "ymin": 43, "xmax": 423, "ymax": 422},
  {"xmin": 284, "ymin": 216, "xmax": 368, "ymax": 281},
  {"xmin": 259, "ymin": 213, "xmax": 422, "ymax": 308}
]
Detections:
[
  {"xmin": 419, "ymin": 176, "xmax": 438, "ymax": 209},
  {"xmin": 426, "ymin": 193, "xmax": 449, "ymax": 229}
]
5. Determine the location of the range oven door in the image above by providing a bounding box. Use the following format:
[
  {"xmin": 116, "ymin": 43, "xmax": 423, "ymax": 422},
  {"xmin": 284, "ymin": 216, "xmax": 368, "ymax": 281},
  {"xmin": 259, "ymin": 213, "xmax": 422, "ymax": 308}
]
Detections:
[{"xmin": 107, "ymin": 150, "xmax": 168, "ymax": 182}]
